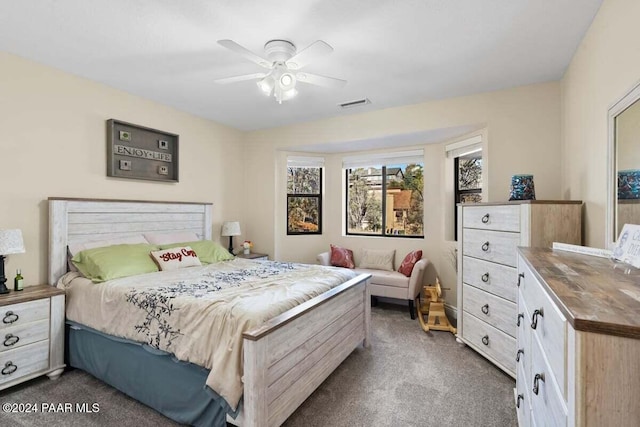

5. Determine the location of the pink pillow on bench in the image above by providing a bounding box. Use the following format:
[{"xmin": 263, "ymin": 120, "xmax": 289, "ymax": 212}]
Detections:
[
  {"xmin": 330, "ymin": 244, "xmax": 355, "ymax": 269},
  {"xmin": 398, "ymin": 250, "xmax": 422, "ymax": 277}
]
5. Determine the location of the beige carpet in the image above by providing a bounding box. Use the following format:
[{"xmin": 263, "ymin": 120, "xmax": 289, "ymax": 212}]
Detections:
[{"xmin": 0, "ymin": 303, "xmax": 517, "ymax": 426}]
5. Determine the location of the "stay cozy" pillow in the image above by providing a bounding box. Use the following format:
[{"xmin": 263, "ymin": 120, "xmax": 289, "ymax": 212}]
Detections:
[{"xmin": 150, "ymin": 246, "xmax": 202, "ymax": 271}]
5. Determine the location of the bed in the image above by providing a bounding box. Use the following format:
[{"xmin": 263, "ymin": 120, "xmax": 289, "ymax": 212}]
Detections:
[{"xmin": 48, "ymin": 197, "xmax": 371, "ymax": 427}]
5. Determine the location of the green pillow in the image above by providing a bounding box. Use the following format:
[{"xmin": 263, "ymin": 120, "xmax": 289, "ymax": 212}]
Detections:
[
  {"xmin": 72, "ymin": 243, "xmax": 160, "ymax": 282},
  {"xmin": 160, "ymin": 240, "xmax": 234, "ymax": 264}
]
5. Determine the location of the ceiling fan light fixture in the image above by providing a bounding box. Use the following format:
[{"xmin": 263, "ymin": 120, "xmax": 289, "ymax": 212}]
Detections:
[
  {"xmin": 256, "ymin": 76, "xmax": 274, "ymax": 95},
  {"xmin": 278, "ymin": 72, "xmax": 296, "ymax": 91}
]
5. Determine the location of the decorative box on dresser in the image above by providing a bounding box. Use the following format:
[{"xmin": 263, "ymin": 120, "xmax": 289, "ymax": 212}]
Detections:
[
  {"xmin": 0, "ymin": 285, "xmax": 65, "ymax": 390},
  {"xmin": 516, "ymin": 248, "xmax": 640, "ymax": 427},
  {"xmin": 456, "ymin": 201, "xmax": 582, "ymax": 378}
]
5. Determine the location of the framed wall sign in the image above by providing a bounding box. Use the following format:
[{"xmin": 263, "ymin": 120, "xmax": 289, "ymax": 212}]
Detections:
[{"xmin": 107, "ymin": 119, "xmax": 179, "ymax": 182}]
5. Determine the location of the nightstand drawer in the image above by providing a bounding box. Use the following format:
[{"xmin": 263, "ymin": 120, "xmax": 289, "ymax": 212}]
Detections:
[
  {"xmin": 462, "ymin": 256, "xmax": 517, "ymax": 301},
  {"xmin": 462, "ymin": 205, "xmax": 520, "ymax": 232},
  {"xmin": 0, "ymin": 319, "xmax": 49, "ymax": 353},
  {"xmin": 0, "ymin": 299, "xmax": 49, "ymax": 330},
  {"xmin": 463, "ymin": 284, "xmax": 517, "ymax": 337},
  {"xmin": 530, "ymin": 338, "xmax": 567, "ymax": 427},
  {"xmin": 463, "ymin": 229, "xmax": 520, "ymax": 267},
  {"xmin": 462, "ymin": 311, "xmax": 516, "ymax": 373},
  {"xmin": 0, "ymin": 340, "xmax": 49, "ymax": 385}
]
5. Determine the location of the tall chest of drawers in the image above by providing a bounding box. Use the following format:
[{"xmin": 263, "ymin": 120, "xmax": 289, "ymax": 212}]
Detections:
[
  {"xmin": 516, "ymin": 248, "xmax": 640, "ymax": 427},
  {"xmin": 0, "ymin": 285, "xmax": 65, "ymax": 390},
  {"xmin": 456, "ymin": 201, "xmax": 582, "ymax": 377}
]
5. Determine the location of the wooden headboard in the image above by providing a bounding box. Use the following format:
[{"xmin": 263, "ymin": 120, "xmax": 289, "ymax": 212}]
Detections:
[{"xmin": 48, "ymin": 197, "xmax": 212, "ymax": 285}]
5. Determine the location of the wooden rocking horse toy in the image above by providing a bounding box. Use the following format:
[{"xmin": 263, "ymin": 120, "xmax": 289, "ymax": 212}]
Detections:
[{"xmin": 416, "ymin": 278, "xmax": 457, "ymax": 334}]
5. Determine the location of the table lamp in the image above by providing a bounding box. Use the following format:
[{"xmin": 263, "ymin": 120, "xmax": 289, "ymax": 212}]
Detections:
[
  {"xmin": 221, "ymin": 221, "xmax": 241, "ymax": 254},
  {"xmin": 0, "ymin": 229, "xmax": 25, "ymax": 294}
]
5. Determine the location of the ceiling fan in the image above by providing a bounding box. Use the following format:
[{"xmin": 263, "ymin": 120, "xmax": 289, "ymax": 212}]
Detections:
[{"xmin": 215, "ymin": 39, "xmax": 347, "ymax": 104}]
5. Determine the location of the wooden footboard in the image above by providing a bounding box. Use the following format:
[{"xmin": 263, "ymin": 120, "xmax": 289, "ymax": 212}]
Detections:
[{"xmin": 238, "ymin": 273, "xmax": 371, "ymax": 427}]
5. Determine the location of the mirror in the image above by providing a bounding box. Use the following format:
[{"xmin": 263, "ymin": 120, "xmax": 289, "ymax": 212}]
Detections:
[{"xmin": 607, "ymin": 81, "xmax": 640, "ymax": 247}]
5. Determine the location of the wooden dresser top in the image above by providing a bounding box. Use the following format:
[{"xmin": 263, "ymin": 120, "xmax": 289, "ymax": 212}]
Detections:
[{"xmin": 518, "ymin": 247, "xmax": 640, "ymax": 339}]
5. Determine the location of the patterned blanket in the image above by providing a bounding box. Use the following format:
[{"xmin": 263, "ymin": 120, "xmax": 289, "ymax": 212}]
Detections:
[{"xmin": 58, "ymin": 259, "xmax": 357, "ymax": 410}]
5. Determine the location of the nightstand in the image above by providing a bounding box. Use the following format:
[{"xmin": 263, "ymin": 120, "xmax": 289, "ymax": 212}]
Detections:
[
  {"xmin": 236, "ymin": 252, "xmax": 269, "ymax": 261},
  {"xmin": 0, "ymin": 285, "xmax": 65, "ymax": 390}
]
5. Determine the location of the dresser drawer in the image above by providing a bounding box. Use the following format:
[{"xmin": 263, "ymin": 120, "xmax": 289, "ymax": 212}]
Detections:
[
  {"xmin": 516, "ymin": 363, "xmax": 531, "ymax": 427},
  {"xmin": 463, "ymin": 284, "xmax": 517, "ymax": 337},
  {"xmin": 462, "ymin": 205, "xmax": 520, "ymax": 232},
  {"xmin": 462, "ymin": 256, "xmax": 517, "ymax": 301},
  {"xmin": 462, "ymin": 311, "xmax": 516, "ymax": 373},
  {"xmin": 0, "ymin": 319, "xmax": 49, "ymax": 353},
  {"xmin": 516, "ymin": 292, "xmax": 532, "ymax": 387},
  {"xmin": 530, "ymin": 338, "xmax": 567, "ymax": 427},
  {"xmin": 463, "ymin": 229, "xmax": 521, "ymax": 267},
  {"xmin": 519, "ymin": 263, "xmax": 567, "ymax": 398},
  {"xmin": 0, "ymin": 299, "xmax": 49, "ymax": 330},
  {"xmin": 0, "ymin": 340, "xmax": 49, "ymax": 385}
]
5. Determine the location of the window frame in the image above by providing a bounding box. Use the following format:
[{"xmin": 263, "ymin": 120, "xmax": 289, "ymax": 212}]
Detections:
[
  {"xmin": 345, "ymin": 165, "xmax": 424, "ymax": 238},
  {"xmin": 286, "ymin": 167, "xmax": 323, "ymax": 235},
  {"xmin": 454, "ymin": 155, "xmax": 482, "ymax": 240}
]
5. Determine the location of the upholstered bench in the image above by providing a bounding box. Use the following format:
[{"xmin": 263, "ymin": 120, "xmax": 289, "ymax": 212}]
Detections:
[{"xmin": 317, "ymin": 250, "xmax": 428, "ymax": 319}]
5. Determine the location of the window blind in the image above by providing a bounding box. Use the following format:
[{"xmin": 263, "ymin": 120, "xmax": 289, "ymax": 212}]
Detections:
[
  {"xmin": 287, "ymin": 156, "xmax": 325, "ymax": 168},
  {"xmin": 445, "ymin": 135, "xmax": 482, "ymax": 158},
  {"xmin": 342, "ymin": 149, "xmax": 424, "ymax": 169}
]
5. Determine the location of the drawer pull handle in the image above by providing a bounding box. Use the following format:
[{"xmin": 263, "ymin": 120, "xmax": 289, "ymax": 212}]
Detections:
[
  {"xmin": 516, "ymin": 393, "xmax": 524, "ymax": 408},
  {"xmin": 481, "ymin": 272, "xmax": 489, "ymax": 282},
  {"xmin": 481, "ymin": 213, "xmax": 490, "ymax": 224},
  {"xmin": 481, "ymin": 304, "xmax": 489, "ymax": 315},
  {"xmin": 481, "ymin": 241, "xmax": 490, "ymax": 252},
  {"xmin": 517, "ymin": 272, "xmax": 524, "ymax": 287},
  {"xmin": 533, "ymin": 373, "xmax": 545, "ymax": 395},
  {"xmin": 531, "ymin": 308, "xmax": 544, "ymax": 329},
  {"xmin": 2, "ymin": 311, "xmax": 18, "ymax": 324},
  {"xmin": 481, "ymin": 335, "xmax": 489, "ymax": 346},
  {"xmin": 1, "ymin": 361, "xmax": 17, "ymax": 376},
  {"xmin": 3, "ymin": 334, "xmax": 19, "ymax": 347},
  {"xmin": 516, "ymin": 349, "xmax": 524, "ymax": 362},
  {"xmin": 517, "ymin": 313, "xmax": 525, "ymax": 327}
]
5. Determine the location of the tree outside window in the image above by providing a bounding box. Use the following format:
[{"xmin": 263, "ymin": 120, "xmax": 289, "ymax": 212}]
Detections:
[
  {"xmin": 346, "ymin": 163, "xmax": 424, "ymax": 237},
  {"xmin": 287, "ymin": 167, "xmax": 322, "ymax": 234},
  {"xmin": 454, "ymin": 154, "xmax": 482, "ymax": 239}
]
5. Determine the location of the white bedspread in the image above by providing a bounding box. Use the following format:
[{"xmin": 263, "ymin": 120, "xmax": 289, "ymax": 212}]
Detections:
[{"xmin": 57, "ymin": 259, "xmax": 357, "ymax": 410}]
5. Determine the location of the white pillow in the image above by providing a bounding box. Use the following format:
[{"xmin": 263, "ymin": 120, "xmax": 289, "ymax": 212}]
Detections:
[
  {"xmin": 359, "ymin": 249, "xmax": 395, "ymax": 271},
  {"xmin": 150, "ymin": 246, "xmax": 202, "ymax": 271},
  {"xmin": 68, "ymin": 235, "xmax": 148, "ymax": 258},
  {"xmin": 143, "ymin": 231, "xmax": 200, "ymax": 245}
]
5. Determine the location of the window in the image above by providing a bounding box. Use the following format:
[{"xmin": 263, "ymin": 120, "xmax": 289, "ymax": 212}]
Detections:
[
  {"xmin": 287, "ymin": 157, "xmax": 323, "ymax": 235},
  {"xmin": 344, "ymin": 150, "xmax": 424, "ymax": 237}
]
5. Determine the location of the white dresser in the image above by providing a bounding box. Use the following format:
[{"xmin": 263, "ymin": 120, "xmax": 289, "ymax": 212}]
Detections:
[
  {"xmin": 456, "ymin": 201, "xmax": 582, "ymax": 377},
  {"xmin": 0, "ymin": 285, "xmax": 65, "ymax": 390},
  {"xmin": 516, "ymin": 248, "xmax": 640, "ymax": 427}
]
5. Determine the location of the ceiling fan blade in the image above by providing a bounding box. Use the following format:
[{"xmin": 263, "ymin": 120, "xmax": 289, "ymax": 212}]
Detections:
[
  {"xmin": 296, "ymin": 72, "xmax": 347, "ymax": 89},
  {"xmin": 217, "ymin": 40, "xmax": 272, "ymax": 69},
  {"xmin": 286, "ymin": 40, "xmax": 333, "ymax": 70},
  {"xmin": 214, "ymin": 73, "xmax": 267, "ymax": 84}
]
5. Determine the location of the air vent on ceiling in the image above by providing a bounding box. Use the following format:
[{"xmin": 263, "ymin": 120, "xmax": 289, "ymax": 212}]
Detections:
[{"xmin": 338, "ymin": 98, "xmax": 371, "ymax": 109}]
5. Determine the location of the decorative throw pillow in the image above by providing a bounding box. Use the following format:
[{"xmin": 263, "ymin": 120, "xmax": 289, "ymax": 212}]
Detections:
[
  {"xmin": 160, "ymin": 240, "xmax": 234, "ymax": 264},
  {"xmin": 143, "ymin": 231, "xmax": 200, "ymax": 245},
  {"xmin": 150, "ymin": 246, "xmax": 202, "ymax": 271},
  {"xmin": 71, "ymin": 243, "xmax": 160, "ymax": 282},
  {"xmin": 330, "ymin": 244, "xmax": 355, "ymax": 269},
  {"xmin": 359, "ymin": 249, "xmax": 395, "ymax": 271},
  {"xmin": 398, "ymin": 250, "xmax": 423, "ymax": 277}
]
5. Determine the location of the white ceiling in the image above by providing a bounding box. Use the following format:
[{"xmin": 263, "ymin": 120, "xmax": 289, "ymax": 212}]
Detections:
[{"xmin": 0, "ymin": 0, "xmax": 602, "ymax": 131}]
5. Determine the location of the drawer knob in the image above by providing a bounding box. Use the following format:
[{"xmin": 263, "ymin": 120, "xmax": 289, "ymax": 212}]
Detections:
[
  {"xmin": 481, "ymin": 241, "xmax": 490, "ymax": 252},
  {"xmin": 517, "ymin": 313, "xmax": 525, "ymax": 327},
  {"xmin": 533, "ymin": 372, "xmax": 545, "ymax": 395},
  {"xmin": 2, "ymin": 311, "xmax": 19, "ymax": 324},
  {"xmin": 516, "ymin": 349, "xmax": 524, "ymax": 362},
  {"xmin": 3, "ymin": 334, "xmax": 19, "ymax": 347},
  {"xmin": 481, "ymin": 304, "xmax": 489, "ymax": 315},
  {"xmin": 531, "ymin": 308, "xmax": 544, "ymax": 329},
  {"xmin": 481, "ymin": 335, "xmax": 489, "ymax": 346},
  {"xmin": 517, "ymin": 272, "xmax": 524, "ymax": 287},
  {"xmin": 516, "ymin": 393, "xmax": 524, "ymax": 408},
  {"xmin": 1, "ymin": 361, "xmax": 17, "ymax": 376},
  {"xmin": 481, "ymin": 272, "xmax": 489, "ymax": 282},
  {"xmin": 481, "ymin": 213, "xmax": 490, "ymax": 223}
]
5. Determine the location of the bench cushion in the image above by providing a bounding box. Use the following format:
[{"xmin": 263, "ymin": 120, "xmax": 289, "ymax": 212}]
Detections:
[{"xmin": 354, "ymin": 268, "xmax": 409, "ymax": 288}]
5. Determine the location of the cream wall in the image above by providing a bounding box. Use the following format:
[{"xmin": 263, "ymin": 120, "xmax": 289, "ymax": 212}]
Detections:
[
  {"xmin": 244, "ymin": 82, "xmax": 562, "ymax": 308},
  {"xmin": 0, "ymin": 52, "xmax": 245, "ymax": 286},
  {"xmin": 561, "ymin": 0, "xmax": 640, "ymax": 247}
]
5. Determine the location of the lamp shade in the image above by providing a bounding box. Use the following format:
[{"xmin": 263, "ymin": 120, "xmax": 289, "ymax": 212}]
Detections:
[
  {"xmin": 221, "ymin": 221, "xmax": 241, "ymax": 237},
  {"xmin": 0, "ymin": 229, "xmax": 25, "ymax": 255}
]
